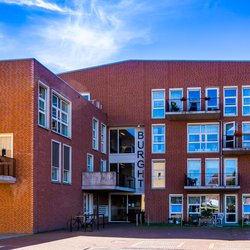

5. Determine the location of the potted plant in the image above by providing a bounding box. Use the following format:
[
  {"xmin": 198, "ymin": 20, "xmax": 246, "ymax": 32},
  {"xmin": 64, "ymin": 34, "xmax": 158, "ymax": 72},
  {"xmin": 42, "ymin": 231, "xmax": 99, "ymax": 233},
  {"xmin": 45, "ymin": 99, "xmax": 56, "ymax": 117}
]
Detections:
[
  {"xmin": 234, "ymin": 130, "xmax": 243, "ymax": 137},
  {"xmin": 180, "ymin": 97, "xmax": 187, "ymax": 101}
]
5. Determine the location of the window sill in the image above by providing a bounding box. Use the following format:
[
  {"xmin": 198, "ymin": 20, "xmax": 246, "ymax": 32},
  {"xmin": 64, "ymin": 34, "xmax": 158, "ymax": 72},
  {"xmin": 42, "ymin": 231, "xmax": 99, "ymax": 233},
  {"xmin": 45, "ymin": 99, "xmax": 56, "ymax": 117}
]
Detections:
[
  {"xmin": 63, "ymin": 182, "xmax": 72, "ymax": 185},
  {"xmin": 38, "ymin": 124, "xmax": 50, "ymax": 131},
  {"xmin": 51, "ymin": 180, "xmax": 61, "ymax": 184},
  {"xmin": 51, "ymin": 130, "xmax": 72, "ymax": 140}
]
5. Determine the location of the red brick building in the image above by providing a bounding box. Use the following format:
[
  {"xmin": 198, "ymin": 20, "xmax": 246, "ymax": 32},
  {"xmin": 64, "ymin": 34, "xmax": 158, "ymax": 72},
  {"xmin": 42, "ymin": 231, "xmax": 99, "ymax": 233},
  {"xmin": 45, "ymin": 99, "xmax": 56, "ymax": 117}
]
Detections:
[{"xmin": 1, "ymin": 59, "xmax": 250, "ymax": 233}]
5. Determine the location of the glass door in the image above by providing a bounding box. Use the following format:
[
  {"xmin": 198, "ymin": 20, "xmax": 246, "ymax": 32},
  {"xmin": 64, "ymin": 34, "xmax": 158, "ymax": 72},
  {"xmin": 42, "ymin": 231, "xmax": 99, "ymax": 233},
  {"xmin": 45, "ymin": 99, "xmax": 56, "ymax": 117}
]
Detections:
[
  {"xmin": 110, "ymin": 195, "xmax": 127, "ymax": 221},
  {"xmin": 225, "ymin": 195, "xmax": 237, "ymax": 223},
  {"xmin": 128, "ymin": 195, "xmax": 142, "ymax": 222},
  {"xmin": 224, "ymin": 122, "xmax": 236, "ymax": 148}
]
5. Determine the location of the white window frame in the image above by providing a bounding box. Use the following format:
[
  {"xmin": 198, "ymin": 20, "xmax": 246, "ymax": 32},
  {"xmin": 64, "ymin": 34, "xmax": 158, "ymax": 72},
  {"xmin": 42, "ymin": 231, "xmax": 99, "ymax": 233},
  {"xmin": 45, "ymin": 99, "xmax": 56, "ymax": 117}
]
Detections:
[
  {"xmin": 242, "ymin": 86, "xmax": 250, "ymax": 116},
  {"xmin": 169, "ymin": 194, "xmax": 183, "ymax": 219},
  {"xmin": 187, "ymin": 123, "xmax": 219, "ymax": 153},
  {"xmin": 187, "ymin": 158, "xmax": 201, "ymax": 186},
  {"xmin": 242, "ymin": 194, "xmax": 250, "ymax": 220},
  {"xmin": 51, "ymin": 140, "xmax": 61, "ymax": 182},
  {"xmin": 101, "ymin": 123, "xmax": 107, "ymax": 154},
  {"xmin": 224, "ymin": 158, "xmax": 238, "ymax": 186},
  {"xmin": 100, "ymin": 159, "xmax": 107, "ymax": 172},
  {"xmin": 242, "ymin": 122, "xmax": 250, "ymax": 148},
  {"xmin": 63, "ymin": 144, "xmax": 72, "ymax": 184},
  {"xmin": 81, "ymin": 92, "xmax": 90, "ymax": 101},
  {"xmin": 84, "ymin": 193, "xmax": 94, "ymax": 214},
  {"xmin": 38, "ymin": 81, "xmax": 50, "ymax": 128},
  {"xmin": 169, "ymin": 88, "xmax": 183, "ymax": 112},
  {"xmin": 205, "ymin": 87, "xmax": 219, "ymax": 111},
  {"xmin": 51, "ymin": 90, "xmax": 72, "ymax": 138},
  {"xmin": 0, "ymin": 133, "xmax": 14, "ymax": 158},
  {"xmin": 223, "ymin": 86, "xmax": 238, "ymax": 117},
  {"xmin": 151, "ymin": 89, "xmax": 165, "ymax": 119},
  {"xmin": 224, "ymin": 194, "xmax": 238, "ymax": 223},
  {"xmin": 152, "ymin": 124, "xmax": 166, "ymax": 154},
  {"xmin": 92, "ymin": 118, "xmax": 99, "ymax": 150},
  {"xmin": 205, "ymin": 158, "xmax": 219, "ymax": 186},
  {"xmin": 187, "ymin": 87, "xmax": 201, "ymax": 111},
  {"xmin": 87, "ymin": 153, "xmax": 94, "ymax": 172},
  {"xmin": 151, "ymin": 159, "xmax": 165, "ymax": 189},
  {"xmin": 223, "ymin": 121, "xmax": 236, "ymax": 148}
]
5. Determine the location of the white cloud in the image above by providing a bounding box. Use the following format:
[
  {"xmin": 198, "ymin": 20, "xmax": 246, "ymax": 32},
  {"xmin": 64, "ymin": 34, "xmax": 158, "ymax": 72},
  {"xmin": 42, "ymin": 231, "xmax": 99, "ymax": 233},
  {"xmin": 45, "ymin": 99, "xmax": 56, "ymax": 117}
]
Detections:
[{"xmin": 0, "ymin": 0, "xmax": 71, "ymax": 13}]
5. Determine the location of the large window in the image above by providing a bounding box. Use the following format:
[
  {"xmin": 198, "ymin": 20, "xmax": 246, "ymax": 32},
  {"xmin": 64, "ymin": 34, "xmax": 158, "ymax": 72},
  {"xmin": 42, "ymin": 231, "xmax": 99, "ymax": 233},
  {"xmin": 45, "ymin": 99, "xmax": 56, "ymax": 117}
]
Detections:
[
  {"xmin": 188, "ymin": 124, "xmax": 219, "ymax": 152},
  {"xmin": 63, "ymin": 144, "xmax": 71, "ymax": 184},
  {"xmin": 38, "ymin": 82, "xmax": 49, "ymax": 128},
  {"xmin": 206, "ymin": 88, "xmax": 219, "ymax": 111},
  {"xmin": 87, "ymin": 154, "xmax": 94, "ymax": 172},
  {"xmin": 101, "ymin": 123, "xmax": 107, "ymax": 154},
  {"xmin": 152, "ymin": 89, "xmax": 165, "ymax": 118},
  {"xmin": 100, "ymin": 159, "xmax": 106, "ymax": 172},
  {"xmin": 152, "ymin": 125, "xmax": 165, "ymax": 153},
  {"xmin": 187, "ymin": 159, "xmax": 201, "ymax": 186},
  {"xmin": 52, "ymin": 93, "xmax": 71, "ymax": 137},
  {"xmin": 243, "ymin": 195, "xmax": 250, "ymax": 223},
  {"xmin": 242, "ymin": 87, "xmax": 250, "ymax": 116},
  {"xmin": 242, "ymin": 123, "xmax": 250, "ymax": 148},
  {"xmin": 110, "ymin": 128, "xmax": 135, "ymax": 154},
  {"xmin": 224, "ymin": 158, "xmax": 237, "ymax": 186},
  {"xmin": 224, "ymin": 87, "xmax": 237, "ymax": 116},
  {"xmin": 169, "ymin": 89, "xmax": 183, "ymax": 112},
  {"xmin": 92, "ymin": 118, "xmax": 99, "ymax": 150},
  {"xmin": 169, "ymin": 195, "xmax": 183, "ymax": 219},
  {"xmin": 188, "ymin": 88, "xmax": 201, "ymax": 111},
  {"xmin": 205, "ymin": 158, "xmax": 219, "ymax": 186},
  {"xmin": 52, "ymin": 140, "xmax": 61, "ymax": 182},
  {"xmin": 152, "ymin": 159, "xmax": 165, "ymax": 188}
]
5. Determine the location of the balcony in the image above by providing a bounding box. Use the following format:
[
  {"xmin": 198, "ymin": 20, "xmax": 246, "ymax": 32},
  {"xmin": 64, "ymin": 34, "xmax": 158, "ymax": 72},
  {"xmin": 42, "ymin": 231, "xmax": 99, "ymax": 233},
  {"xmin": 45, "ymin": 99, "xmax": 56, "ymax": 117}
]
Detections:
[
  {"xmin": 184, "ymin": 173, "xmax": 240, "ymax": 190},
  {"xmin": 165, "ymin": 97, "xmax": 220, "ymax": 121},
  {"xmin": 82, "ymin": 171, "xmax": 135, "ymax": 192},
  {"xmin": 0, "ymin": 156, "xmax": 16, "ymax": 183},
  {"xmin": 222, "ymin": 134, "xmax": 250, "ymax": 155}
]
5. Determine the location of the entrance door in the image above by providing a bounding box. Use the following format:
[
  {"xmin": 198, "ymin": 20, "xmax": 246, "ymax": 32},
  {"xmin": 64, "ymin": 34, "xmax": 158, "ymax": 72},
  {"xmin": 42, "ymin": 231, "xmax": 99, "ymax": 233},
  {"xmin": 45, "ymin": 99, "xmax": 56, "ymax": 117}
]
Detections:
[
  {"xmin": 224, "ymin": 122, "xmax": 236, "ymax": 148},
  {"xmin": 225, "ymin": 195, "xmax": 237, "ymax": 223},
  {"xmin": 128, "ymin": 195, "xmax": 142, "ymax": 223},
  {"xmin": 111, "ymin": 195, "xmax": 127, "ymax": 221}
]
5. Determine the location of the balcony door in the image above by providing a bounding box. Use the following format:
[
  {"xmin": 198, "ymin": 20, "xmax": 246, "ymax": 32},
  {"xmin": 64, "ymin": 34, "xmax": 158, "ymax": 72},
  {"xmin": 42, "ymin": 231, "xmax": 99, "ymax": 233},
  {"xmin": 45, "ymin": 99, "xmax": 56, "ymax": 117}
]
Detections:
[
  {"xmin": 0, "ymin": 134, "xmax": 13, "ymax": 157},
  {"xmin": 224, "ymin": 158, "xmax": 238, "ymax": 186},
  {"xmin": 224, "ymin": 122, "xmax": 236, "ymax": 148},
  {"xmin": 187, "ymin": 159, "xmax": 201, "ymax": 186},
  {"xmin": 225, "ymin": 195, "xmax": 237, "ymax": 223}
]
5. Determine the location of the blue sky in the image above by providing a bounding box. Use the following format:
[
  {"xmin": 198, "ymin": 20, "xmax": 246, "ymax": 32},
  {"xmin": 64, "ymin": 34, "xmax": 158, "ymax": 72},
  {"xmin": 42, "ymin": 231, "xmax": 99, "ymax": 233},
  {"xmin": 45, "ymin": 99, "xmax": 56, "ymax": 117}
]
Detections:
[{"xmin": 0, "ymin": 0, "xmax": 250, "ymax": 72}]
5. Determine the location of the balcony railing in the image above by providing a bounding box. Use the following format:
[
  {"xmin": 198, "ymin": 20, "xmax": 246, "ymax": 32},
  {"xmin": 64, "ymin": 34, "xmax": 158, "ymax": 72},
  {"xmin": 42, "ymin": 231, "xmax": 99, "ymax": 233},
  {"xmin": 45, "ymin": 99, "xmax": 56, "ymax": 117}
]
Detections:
[
  {"xmin": 184, "ymin": 173, "xmax": 240, "ymax": 190},
  {"xmin": 82, "ymin": 171, "xmax": 135, "ymax": 191},
  {"xmin": 222, "ymin": 134, "xmax": 250, "ymax": 155},
  {"xmin": 0, "ymin": 156, "xmax": 16, "ymax": 183},
  {"xmin": 165, "ymin": 97, "xmax": 220, "ymax": 120}
]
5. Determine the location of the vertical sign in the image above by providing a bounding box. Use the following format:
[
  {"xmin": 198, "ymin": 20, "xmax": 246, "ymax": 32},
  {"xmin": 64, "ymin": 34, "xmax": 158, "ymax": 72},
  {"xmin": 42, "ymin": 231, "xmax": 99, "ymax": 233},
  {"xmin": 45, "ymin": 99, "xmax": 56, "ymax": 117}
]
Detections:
[{"xmin": 136, "ymin": 128, "xmax": 144, "ymax": 193}]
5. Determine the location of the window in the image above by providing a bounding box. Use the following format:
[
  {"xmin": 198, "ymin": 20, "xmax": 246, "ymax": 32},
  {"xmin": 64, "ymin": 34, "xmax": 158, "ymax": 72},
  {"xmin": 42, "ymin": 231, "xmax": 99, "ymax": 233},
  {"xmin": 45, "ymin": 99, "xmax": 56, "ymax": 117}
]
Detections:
[
  {"xmin": 169, "ymin": 89, "xmax": 183, "ymax": 112},
  {"xmin": 205, "ymin": 159, "xmax": 219, "ymax": 186},
  {"xmin": 224, "ymin": 122, "xmax": 236, "ymax": 148},
  {"xmin": 38, "ymin": 82, "xmax": 49, "ymax": 128},
  {"xmin": 110, "ymin": 128, "xmax": 135, "ymax": 154},
  {"xmin": 87, "ymin": 154, "xmax": 94, "ymax": 172},
  {"xmin": 206, "ymin": 88, "xmax": 219, "ymax": 111},
  {"xmin": 0, "ymin": 134, "xmax": 13, "ymax": 158},
  {"xmin": 52, "ymin": 93, "xmax": 71, "ymax": 137},
  {"xmin": 152, "ymin": 159, "xmax": 165, "ymax": 188},
  {"xmin": 242, "ymin": 123, "xmax": 250, "ymax": 148},
  {"xmin": 84, "ymin": 193, "xmax": 93, "ymax": 214},
  {"xmin": 243, "ymin": 195, "xmax": 250, "ymax": 222},
  {"xmin": 224, "ymin": 87, "xmax": 237, "ymax": 116},
  {"xmin": 101, "ymin": 123, "xmax": 107, "ymax": 154},
  {"xmin": 152, "ymin": 125, "xmax": 165, "ymax": 153},
  {"xmin": 169, "ymin": 195, "xmax": 183, "ymax": 219},
  {"xmin": 187, "ymin": 159, "xmax": 201, "ymax": 186},
  {"xmin": 92, "ymin": 118, "xmax": 99, "ymax": 150},
  {"xmin": 152, "ymin": 89, "xmax": 165, "ymax": 118},
  {"xmin": 188, "ymin": 88, "xmax": 201, "ymax": 111},
  {"xmin": 100, "ymin": 159, "xmax": 106, "ymax": 172},
  {"xmin": 82, "ymin": 92, "xmax": 90, "ymax": 101},
  {"xmin": 224, "ymin": 158, "xmax": 237, "ymax": 186},
  {"xmin": 52, "ymin": 141, "xmax": 61, "ymax": 182},
  {"xmin": 188, "ymin": 124, "xmax": 219, "ymax": 152},
  {"xmin": 63, "ymin": 144, "xmax": 71, "ymax": 184},
  {"xmin": 242, "ymin": 87, "xmax": 250, "ymax": 116},
  {"xmin": 225, "ymin": 195, "xmax": 237, "ymax": 223}
]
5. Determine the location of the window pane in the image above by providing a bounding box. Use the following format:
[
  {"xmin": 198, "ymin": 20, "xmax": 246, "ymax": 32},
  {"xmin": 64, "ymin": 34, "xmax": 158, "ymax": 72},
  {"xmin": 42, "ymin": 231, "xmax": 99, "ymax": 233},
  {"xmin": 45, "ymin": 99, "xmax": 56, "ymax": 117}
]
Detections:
[
  {"xmin": 152, "ymin": 160, "xmax": 165, "ymax": 188},
  {"xmin": 64, "ymin": 146, "xmax": 70, "ymax": 171},
  {"xmin": 225, "ymin": 89, "xmax": 236, "ymax": 97},
  {"xmin": 153, "ymin": 91, "xmax": 164, "ymax": 99},
  {"xmin": 52, "ymin": 142, "xmax": 60, "ymax": 168},
  {"xmin": 119, "ymin": 129, "xmax": 135, "ymax": 153},
  {"xmin": 153, "ymin": 109, "xmax": 165, "ymax": 118}
]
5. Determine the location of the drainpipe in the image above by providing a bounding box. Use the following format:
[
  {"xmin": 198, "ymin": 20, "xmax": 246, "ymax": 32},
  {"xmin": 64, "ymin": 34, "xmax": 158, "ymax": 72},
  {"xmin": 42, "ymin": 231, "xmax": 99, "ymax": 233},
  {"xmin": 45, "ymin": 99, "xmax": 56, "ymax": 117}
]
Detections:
[{"xmin": 220, "ymin": 119, "xmax": 223, "ymax": 214}]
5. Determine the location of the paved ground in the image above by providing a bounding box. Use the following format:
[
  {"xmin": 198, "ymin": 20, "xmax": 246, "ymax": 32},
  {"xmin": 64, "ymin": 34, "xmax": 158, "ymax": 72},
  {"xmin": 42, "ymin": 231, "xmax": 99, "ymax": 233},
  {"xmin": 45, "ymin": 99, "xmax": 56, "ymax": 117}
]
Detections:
[{"xmin": 0, "ymin": 224, "xmax": 250, "ymax": 250}]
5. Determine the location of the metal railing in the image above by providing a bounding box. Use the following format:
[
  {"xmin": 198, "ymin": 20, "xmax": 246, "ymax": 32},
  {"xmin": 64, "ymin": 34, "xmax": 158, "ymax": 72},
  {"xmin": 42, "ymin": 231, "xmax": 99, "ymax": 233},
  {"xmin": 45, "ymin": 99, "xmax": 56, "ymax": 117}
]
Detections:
[
  {"xmin": 185, "ymin": 173, "xmax": 240, "ymax": 187},
  {"xmin": 222, "ymin": 134, "xmax": 250, "ymax": 149},
  {"xmin": 116, "ymin": 173, "xmax": 135, "ymax": 189},
  {"xmin": 166, "ymin": 97, "xmax": 220, "ymax": 112},
  {"xmin": 0, "ymin": 156, "xmax": 16, "ymax": 177}
]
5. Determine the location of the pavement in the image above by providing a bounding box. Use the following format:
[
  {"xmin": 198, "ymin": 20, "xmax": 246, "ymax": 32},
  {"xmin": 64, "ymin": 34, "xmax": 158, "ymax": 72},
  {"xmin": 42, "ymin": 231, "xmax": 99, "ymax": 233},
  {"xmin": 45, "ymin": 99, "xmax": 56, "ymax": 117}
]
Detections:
[{"xmin": 0, "ymin": 224, "xmax": 250, "ymax": 250}]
